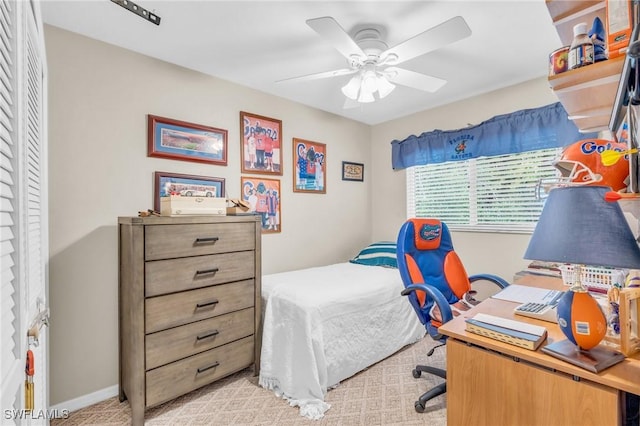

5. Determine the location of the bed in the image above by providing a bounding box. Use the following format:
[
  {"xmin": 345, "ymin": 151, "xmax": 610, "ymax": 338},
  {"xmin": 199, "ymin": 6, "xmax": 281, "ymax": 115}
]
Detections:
[{"xmin": 258, "ymin": 242, "xmax": 426, "ymax": 419}]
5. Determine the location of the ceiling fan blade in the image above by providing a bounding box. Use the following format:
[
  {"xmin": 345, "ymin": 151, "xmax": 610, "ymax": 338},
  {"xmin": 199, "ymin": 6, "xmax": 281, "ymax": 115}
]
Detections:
[
  {"xmin": 276, "ymin": 68, "xmax": 357, "ymax": 84},
  {"xmin": 306, "ymin": 16, "xmax": 366, "ymax": 60},
  {"xmin": 385, "ymin": 67, "xmax": 446, "ymax": 93},
  {"xmin": 382, "ymin": 16, "xmax": 471, "ymax": 65}
]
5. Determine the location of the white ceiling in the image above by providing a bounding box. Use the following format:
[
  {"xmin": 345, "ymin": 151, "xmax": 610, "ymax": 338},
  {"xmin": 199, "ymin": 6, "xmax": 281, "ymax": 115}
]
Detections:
[{"xmin": 40, "ymin": 0, "xmax": 562, "ymax": 125}]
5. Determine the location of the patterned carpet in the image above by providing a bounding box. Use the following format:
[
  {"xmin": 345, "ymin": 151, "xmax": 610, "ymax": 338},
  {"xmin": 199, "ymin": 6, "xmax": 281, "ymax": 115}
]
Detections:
[{"xmin": 51, "ymin": 337, "xmax": 447, "ymax": 425}]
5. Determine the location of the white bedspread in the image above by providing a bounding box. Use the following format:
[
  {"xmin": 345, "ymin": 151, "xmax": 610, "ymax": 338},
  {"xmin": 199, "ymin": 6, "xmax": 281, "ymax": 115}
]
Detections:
[{"xmin": 259, "ymin": 262, "xmax": 425, "ymax": 419}]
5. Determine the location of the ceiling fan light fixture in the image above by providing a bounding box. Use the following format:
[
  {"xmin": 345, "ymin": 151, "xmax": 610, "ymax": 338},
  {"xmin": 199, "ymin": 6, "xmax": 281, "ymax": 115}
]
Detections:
[
  {"xmin": 362, "ymin": 70, "xmax": 378, "ymax": 93},
  {"xmin": 376, "ymin": 75, "xmax": 395, "ymax": 98},
  {"xmin": 341, "ymin": 75, "xmax": 361, "ymax": 100},
  {"xmin": 357, "ymin": 85, "xmax": 375, "ymax": 103}
]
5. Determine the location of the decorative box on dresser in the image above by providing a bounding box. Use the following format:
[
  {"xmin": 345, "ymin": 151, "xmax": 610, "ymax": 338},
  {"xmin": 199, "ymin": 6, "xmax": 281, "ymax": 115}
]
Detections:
[{"xmin": 118, "ymin": 215, "xmax": 262, "ymax": 425}]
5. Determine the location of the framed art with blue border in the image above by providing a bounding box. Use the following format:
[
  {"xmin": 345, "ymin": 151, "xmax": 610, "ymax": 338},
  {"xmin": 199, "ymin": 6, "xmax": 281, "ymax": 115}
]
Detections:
[
  {"xmin": 148, "ymin": 115, "xmax": 228, "ymax": 165},
  {"xmin": 153, "ymin": 171, "xmax": 225, "ymax": 212}
]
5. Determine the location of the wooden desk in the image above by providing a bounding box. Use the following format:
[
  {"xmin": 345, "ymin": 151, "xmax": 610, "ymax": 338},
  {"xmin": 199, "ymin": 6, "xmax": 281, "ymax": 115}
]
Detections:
[{"xmin": 438, "ymin": 275, "xmax": 640, "ymax": 426}]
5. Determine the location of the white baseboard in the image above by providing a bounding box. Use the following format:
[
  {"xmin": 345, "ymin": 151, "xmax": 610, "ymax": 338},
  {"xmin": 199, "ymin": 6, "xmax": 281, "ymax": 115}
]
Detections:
[{"xmin": 50, "ymin": 385, "xmax": 118, "ymax": 413}]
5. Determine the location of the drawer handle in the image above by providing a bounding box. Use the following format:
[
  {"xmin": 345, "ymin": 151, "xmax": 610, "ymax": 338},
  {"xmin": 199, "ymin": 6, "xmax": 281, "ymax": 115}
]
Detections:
[
  {"xmin": 195, "ymin": 237, "xmax": 219, "ymax": 244},
  {"xmin": 195, "ymin": 299, "xmax": 219, "ymax": 309},
  {"xmin": 196, "ymin": 361, "xmax": 220, "ymax": 374},
  {"xmin": 196, "ymin": 330, "xmax": 219, "ymax": 341},
  {"xmin": 195, "ymin": 267, "xmax": 219, "ymax": 276}
]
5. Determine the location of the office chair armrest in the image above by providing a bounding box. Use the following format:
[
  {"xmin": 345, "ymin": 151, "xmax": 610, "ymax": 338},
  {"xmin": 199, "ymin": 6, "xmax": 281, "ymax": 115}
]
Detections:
[
  {"xmin": 469, "ymin": 273, "xmax": 510, "ymax": 289},
  {"xmin": 401, "ymin": 283, "xmax": 454, "ymax": 323}
]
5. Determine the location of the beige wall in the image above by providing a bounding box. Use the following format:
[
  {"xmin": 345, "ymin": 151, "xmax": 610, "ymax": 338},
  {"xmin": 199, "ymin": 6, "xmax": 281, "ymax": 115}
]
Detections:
[
  {"xmin": 46, "ymin": 25, "xmax": 561, "ymax": 407},
  {"xmin": 46, "ymin": 25, "xmax": 371, "ymax": 405},
  {"xmin": 370, "ymin": 77, "xmax": 560, "ymax": 280}
]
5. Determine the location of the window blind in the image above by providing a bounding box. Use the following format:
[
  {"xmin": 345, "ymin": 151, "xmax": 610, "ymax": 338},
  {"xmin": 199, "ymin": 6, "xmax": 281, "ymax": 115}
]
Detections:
[{"xmin": 407, "ymin": 148, "xmax": 562, "ymax": 232}]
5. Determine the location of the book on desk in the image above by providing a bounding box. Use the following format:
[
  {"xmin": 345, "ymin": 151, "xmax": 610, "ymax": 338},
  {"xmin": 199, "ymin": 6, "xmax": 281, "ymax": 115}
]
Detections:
[{"xmin": 465, "ymin": 313, "xmax": 547, "ymax": 350}]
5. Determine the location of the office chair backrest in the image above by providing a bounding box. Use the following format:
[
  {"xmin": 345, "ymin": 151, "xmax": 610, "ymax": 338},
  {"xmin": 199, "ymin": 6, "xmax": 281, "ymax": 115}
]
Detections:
[{"xmin": 397, "ymin": 218, "xmax": 471, "ymax": 326}]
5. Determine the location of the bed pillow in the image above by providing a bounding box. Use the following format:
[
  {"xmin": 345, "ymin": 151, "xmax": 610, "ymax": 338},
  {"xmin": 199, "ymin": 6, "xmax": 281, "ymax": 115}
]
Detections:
[{"xmin": 349, "ymin": 241, "xmax": 398, "ymax": 268}]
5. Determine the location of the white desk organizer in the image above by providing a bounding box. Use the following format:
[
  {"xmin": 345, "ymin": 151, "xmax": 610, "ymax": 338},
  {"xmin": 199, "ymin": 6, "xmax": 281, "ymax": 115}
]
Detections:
[{"xmin": 560, "ymin": 264, "xmax": 627, "ymax": 292}]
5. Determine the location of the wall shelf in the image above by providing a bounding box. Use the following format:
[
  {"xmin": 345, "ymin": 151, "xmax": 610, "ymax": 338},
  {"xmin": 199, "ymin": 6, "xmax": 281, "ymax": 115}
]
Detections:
[{"xmin": 546, "ymin": 0, "xmax": 624, "ymax": 133}]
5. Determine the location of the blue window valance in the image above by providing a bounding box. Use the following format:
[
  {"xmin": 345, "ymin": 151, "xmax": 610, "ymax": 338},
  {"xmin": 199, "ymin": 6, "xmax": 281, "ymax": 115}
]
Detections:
[{"xmin": 391, "ymin": 102, "xmax": 595, "ymax": 170}]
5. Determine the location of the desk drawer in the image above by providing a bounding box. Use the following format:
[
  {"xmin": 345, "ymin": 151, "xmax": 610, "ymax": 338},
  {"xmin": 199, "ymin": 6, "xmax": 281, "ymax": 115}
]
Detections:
[
  {"xmin": 145, "ymin": 336, "xmax": 254, "ymax": 407},
  {"xmin": 145, "ymin": 251, "xmax": 255, "ymax": 297},
  {"xmin": 145, "ymin": 280, "xmax": 255, "ymax": 333},
  {"xmin": 146, "ymin": 308, "xmax": 254, "ymax": 370},
  {"xmin": 145, "ymin": 223, "xmax": 255, "ymax": 261}
]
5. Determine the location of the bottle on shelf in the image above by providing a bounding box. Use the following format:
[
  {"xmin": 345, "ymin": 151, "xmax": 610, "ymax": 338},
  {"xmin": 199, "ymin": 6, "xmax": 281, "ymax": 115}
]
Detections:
[
  {"xmin": 569, "ymin": 22, "xmax": 594, "ymax": 70},
  {"xmin": 589, "ymin": 17, "xmax": 607, "ymax": 62}
]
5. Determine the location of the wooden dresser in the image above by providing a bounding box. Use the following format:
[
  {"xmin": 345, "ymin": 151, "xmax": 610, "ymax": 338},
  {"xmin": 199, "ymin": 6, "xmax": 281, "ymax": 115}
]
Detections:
[{"xmin": 118, "ymin": 215, "xmax": 262, "ymax": 425}]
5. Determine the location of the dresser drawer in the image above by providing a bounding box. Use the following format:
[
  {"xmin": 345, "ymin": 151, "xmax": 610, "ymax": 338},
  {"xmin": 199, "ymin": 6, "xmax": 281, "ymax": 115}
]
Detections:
[
  {"xmin": 145, "ymin": 280, "xmax": 254, "ymax": 333},
  {"xmin": 146, "ymin": 336, "xmax": 254, "ymax": 407},
  {"xmin": 146, "ymin": 308, "xmax": 254, "ymax": 370},
  {"xmin": 145, "ymin": 251, "xmax": 255, "ymax": 297},
  {"xmin": 145, "ymin": 223, "xmax": 255, "ymax": 261}
]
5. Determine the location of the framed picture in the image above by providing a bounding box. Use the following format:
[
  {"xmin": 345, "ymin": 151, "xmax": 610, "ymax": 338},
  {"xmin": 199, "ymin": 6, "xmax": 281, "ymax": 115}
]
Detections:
[
  {"xmin": 153, "ymin": 171, "xmax": 225, "ymax": 212},
  {"xmin": 342, "ymin": 161, "xmax": 364, "ymax": 182},
  {"xmin": 241, "ymin": 176, "xmax": 281, "ymax": 234},
  {"xmin": 240, "ymin": 111, "xmax": 283, "ymax": 175},
  {"xmin": 293, "ymin": 138, "xmax": 326, "ymax": 194},
  {"xmin": 148, "ymin": 115, "xmax": 228, "ymax": 166}
]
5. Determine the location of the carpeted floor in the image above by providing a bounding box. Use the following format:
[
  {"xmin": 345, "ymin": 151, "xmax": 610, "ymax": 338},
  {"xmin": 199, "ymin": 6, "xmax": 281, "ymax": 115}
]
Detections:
[{"xmin": 51, "ymin": 337, "xmax": 447, "ymax": 425}]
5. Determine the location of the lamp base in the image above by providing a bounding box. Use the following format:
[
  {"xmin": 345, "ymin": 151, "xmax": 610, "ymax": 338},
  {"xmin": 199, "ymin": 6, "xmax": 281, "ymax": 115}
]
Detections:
[{"xmin": 541, "ymin": 339, "xmax": 625, "ymax": 373}]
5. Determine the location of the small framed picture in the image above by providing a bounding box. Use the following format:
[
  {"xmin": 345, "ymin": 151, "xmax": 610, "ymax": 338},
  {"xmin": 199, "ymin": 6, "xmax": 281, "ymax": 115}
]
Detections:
[
  {"xmin": 293, "ymin": 138, "xmax": 326, "ymax": 194},
  {"xmin": 241, "ymin": 176, "xmax": 281, "ymax": 234},
  {"xmin": 154, "ymin": 171, "xmax": 225, "ymax": 212},
  {"xmin": 240, "ymin": 111, "xmax": 283, "ymax": 175},
  {"xmin": 148, "ymin": 115, "xmax": 228, "ymax": 166},
  {"xmin": 342, "ymin": 161, "xmax": 364, "ymax": 182}
]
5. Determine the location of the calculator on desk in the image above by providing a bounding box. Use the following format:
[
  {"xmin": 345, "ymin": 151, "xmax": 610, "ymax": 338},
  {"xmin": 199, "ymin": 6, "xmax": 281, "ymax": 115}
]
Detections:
[
  {"xmin": 513, "ymin": 289, "xmax": 563, "ymax": 323},
  {"xmin": 514, "ymin": 302, "xmax": 559, "ymax": 323}
]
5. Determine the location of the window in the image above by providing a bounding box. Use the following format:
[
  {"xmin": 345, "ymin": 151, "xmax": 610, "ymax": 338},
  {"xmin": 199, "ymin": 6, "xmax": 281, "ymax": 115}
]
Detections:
[{"xmin": 406, "ymin": 147, "xmax": 562, "ymax": 233}]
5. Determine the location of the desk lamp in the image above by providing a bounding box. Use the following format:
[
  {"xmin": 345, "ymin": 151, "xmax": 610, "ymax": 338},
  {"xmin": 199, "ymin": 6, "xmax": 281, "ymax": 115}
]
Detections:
[{"xmin": 524, "ymin": 186, "xmax": 640, "ymax": 358}]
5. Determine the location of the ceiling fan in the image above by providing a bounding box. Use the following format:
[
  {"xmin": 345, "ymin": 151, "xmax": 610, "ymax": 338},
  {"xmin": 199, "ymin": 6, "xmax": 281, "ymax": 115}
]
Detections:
[{"xmin": 277, "ymin": 16, "xmax": 472, "ymax": 106}]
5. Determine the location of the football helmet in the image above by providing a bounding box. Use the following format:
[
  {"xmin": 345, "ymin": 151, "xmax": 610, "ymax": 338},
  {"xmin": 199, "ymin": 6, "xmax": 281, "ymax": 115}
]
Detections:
[{"xmin": 543, "ymin": 139, "xmax": 629, "ymax": 193}]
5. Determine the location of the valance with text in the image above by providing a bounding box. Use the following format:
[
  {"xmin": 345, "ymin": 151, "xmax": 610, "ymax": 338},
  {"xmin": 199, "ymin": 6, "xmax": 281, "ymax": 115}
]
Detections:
[{"xmin": 391, "ymin": 102, "xmax": 593, "ymax": 170}]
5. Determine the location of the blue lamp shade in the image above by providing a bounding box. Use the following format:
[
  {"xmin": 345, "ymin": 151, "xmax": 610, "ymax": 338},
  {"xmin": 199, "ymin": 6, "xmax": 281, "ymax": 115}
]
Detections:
[
  {"xmin": 524, "ymin": 185, "xmax": 640, "ymax": 351},
  {"xmin": 524, "ymin": 186, "xmax": 640, "ymax": 269}
]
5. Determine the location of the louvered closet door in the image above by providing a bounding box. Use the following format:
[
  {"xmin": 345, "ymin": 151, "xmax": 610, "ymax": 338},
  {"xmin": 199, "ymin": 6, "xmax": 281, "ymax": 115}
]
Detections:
[
  {"xmin": 0, "ymin": 0, "xmax": 21, "ymax": 416},
  {"xmin": 22, "ymin": 0, "xmax": 48, "ymax": 415},
  {"xmin": 0, "ymin": 0, "xmax": 48, "ymax": 420}
]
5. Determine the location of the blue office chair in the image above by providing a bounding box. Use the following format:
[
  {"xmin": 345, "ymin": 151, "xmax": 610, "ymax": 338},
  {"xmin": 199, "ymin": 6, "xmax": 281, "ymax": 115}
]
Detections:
[{"xmin": 397, "ymin": 218, "xmax": 509, "ymax": 413}]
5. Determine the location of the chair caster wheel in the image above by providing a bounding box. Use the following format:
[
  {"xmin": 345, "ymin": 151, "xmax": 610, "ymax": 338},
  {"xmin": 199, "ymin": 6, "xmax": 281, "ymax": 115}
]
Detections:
[
  {"xmin": 412, "ymin": 369, "xmax": 421, "ymax": 378},
  {"xmin": 415, "ymin": 401, "xmax": 426, "ymax": 413}
]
